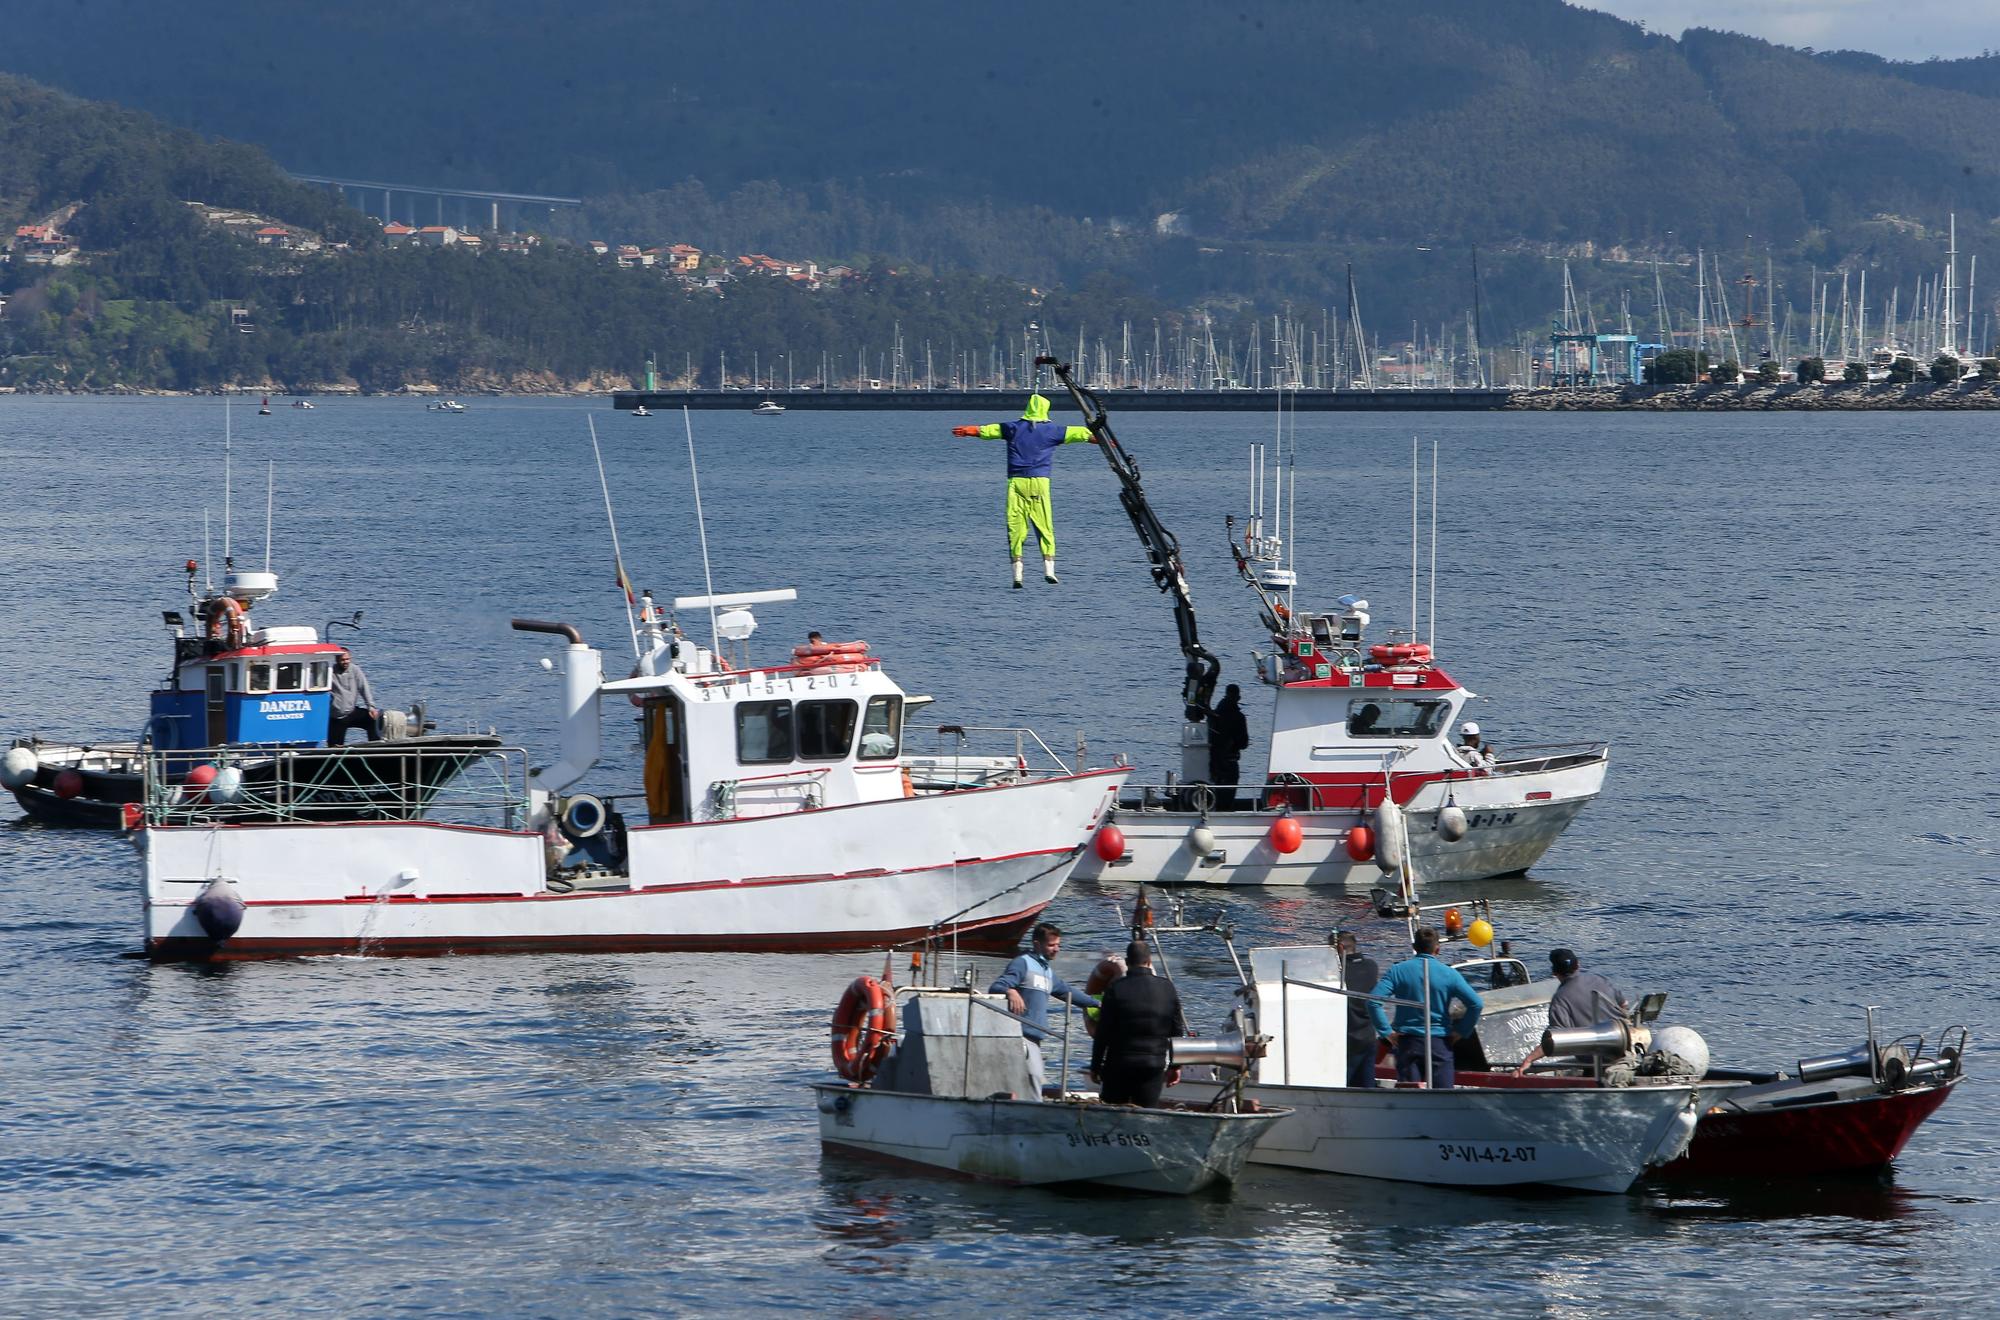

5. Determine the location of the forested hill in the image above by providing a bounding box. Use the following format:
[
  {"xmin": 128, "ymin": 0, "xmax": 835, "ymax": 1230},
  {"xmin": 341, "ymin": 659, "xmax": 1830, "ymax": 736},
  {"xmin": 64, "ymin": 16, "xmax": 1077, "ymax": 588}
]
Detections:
[{"xmin": 5, "ymin": 1, "xmax": 2000, "ymax": 253}]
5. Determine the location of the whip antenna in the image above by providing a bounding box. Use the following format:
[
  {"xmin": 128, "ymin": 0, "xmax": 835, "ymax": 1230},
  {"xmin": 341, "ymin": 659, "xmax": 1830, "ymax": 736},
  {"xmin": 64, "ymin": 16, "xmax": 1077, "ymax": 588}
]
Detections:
[
  {"xmin": 264, "ymin": 460, "xmax": 274, "ymax": 573},
  {"xmin": 1428, "ymin": 439, "xmax": 1438, "ymax": 649},
  {"xmin": 682, "ymin": 407, "xmax": 721, "ymax": 651},
  {"xmin": 588, "ymin": 415, "xmax": 641, "ymax": 658}
]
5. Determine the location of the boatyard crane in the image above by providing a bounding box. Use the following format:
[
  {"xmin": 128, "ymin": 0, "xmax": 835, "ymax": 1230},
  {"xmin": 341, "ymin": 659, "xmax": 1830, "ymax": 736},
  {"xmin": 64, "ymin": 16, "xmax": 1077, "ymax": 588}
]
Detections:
[{"xmin": 1036, "ymin": 355, "xmax": 1221, "ymax": 724}]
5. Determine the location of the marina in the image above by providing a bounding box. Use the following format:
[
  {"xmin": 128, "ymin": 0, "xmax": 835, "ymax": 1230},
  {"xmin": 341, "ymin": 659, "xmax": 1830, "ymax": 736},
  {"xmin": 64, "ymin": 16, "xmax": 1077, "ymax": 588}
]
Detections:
[{"xmin": 0, "ymin": 396, "xmax": 1990, "ymax": 1315}]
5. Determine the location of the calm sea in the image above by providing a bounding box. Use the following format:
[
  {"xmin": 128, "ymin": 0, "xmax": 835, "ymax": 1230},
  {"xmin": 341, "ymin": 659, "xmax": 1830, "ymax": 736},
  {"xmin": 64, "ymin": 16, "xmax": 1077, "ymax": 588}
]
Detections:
[{"xmin": 0, "ymin": 396, "xmax": 1991, "ymax": 1316}]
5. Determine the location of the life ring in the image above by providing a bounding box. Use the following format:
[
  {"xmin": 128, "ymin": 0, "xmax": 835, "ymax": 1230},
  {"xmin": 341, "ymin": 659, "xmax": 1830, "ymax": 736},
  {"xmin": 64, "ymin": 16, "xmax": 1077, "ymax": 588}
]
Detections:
[
  {"xmin": 1368, "ymin": 641, "xmax": 1432, "ymax": 667},
  {"xmin": 205, "ymin": 597, "xmax": 246, "ymax": 649},
  {"xmin": 793, "ymin": 641, "xmax": 870, "ymax": 661},
  {"xmin": 830, "ymin": 974, "xmax": 896, "ymax": 1082}
]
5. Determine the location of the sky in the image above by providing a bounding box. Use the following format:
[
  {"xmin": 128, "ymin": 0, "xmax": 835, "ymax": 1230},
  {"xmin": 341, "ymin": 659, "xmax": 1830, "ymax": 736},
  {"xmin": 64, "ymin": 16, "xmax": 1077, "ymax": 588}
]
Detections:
[{"xmin": 1571, "ymin": 1, "xmax": 2000, "ymax": 61}]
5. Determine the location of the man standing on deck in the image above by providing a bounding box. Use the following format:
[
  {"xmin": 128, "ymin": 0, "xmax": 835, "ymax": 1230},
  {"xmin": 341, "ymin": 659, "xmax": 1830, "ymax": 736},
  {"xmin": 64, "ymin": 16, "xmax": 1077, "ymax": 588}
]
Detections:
[
  {"xmin": 327, "ymin": 650, "xmax": 382, "ymax": 745},
  {"xmin": 1369, "ymin": 926, "xmax": 1483, "ymax": 1089},
  {"xmin": 1089, "ymin": 940, "xmax": 1184, "ymax": 1107},
  {"xmin": 1207, "ymin": 684, "xmax": 1252, "ymax": 806},
  {"xmin": 950, "ymin": 394, "xmax": 1097, "ymax": 588},
  {"xmin": 989, "ymin": 923, "xmax": 1097, "ymax": 1094},
  {"xmin": 1334, "ymin": 930, "xmax": 1381, "ymax": 1088}
]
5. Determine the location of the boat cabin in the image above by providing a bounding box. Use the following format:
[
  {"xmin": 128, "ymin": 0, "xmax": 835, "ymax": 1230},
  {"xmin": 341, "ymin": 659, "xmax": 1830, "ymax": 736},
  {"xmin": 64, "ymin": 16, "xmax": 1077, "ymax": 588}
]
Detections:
[
  {"xmin": 148, "ymin": 570, "xmax": 341, "ymax": 752},
  {"xmin": 602, "ymin": 594, "xmax": 909, "ymax": 826},
  {"xmin": 1256, "ymin": 605, "xmax": 1479, "ymax": 810}
]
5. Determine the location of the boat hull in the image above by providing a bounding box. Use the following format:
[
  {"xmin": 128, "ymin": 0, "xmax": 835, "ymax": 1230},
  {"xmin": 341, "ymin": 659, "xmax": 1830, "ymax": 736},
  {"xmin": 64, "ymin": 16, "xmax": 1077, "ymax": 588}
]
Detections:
[
  {"xmin": 1169, "ymin": 1077, "xmax": 1725, "ymax": 1193},
  {"xmin": 141, "ymin": 767, "xmax": 1126, "ymax": 959},
  {"xmin": 812, "ymin": 1084, "xmax": 1282, "ymax": 1193},
  {"xmin": 1656, "ymin": 1074, "xmax": 1960, "ymax": 1179},
  {"xmin": 1076, "ymin": 756, "xmax": 1606, "ymax": 887}
]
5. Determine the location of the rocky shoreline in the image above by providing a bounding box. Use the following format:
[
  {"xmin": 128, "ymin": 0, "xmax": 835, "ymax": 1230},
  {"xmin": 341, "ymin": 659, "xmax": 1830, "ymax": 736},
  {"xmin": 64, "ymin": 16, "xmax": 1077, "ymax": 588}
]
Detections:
[{"xmin": 1508, "ymin": 379, "xmax": 2000, "ymax": 410}]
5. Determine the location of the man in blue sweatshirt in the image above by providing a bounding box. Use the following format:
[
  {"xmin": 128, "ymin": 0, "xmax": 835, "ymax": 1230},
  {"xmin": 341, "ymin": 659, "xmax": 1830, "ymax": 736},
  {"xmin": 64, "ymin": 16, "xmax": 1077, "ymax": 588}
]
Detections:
[
  {"xmin": 1369, "ymin": 925, "xmax": 1483, "ymax": 1089},
  {"xmin": 950, "ymin": 393, "xmax": 1097, "ymax": 589},
  {"xmin": 989, "ymin": 922, "xmax": 1098, "ymax": 1094}
]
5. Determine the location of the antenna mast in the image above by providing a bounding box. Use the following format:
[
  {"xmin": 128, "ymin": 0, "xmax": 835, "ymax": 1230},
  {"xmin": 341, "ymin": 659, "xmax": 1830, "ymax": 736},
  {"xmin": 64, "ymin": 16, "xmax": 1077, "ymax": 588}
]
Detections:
[
  {"xmin": 682, "ymin": 408, "xmax": 721, "ymax": 651},
  {"xmin": 223, "ymin": 396, "xmax": 233, "ymax": 565},
  {"xmin": 264, "ymin": 460, "xmax": 274, "ymax": 572},
  {"xmin": 587, "ymin": 415, "xmax": 641, "ymax": 658}
]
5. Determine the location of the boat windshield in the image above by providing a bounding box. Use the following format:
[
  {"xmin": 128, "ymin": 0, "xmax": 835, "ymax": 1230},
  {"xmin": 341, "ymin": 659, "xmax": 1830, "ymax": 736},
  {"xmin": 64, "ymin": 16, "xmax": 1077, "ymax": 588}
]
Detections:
[{"xmin": 1346, "ymin": 698, "xmax": 1451, "ymax": 738}]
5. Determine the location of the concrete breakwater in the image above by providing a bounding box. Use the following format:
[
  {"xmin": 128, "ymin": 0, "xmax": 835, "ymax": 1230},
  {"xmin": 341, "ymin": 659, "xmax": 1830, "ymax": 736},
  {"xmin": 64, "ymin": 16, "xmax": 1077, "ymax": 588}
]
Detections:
[{"xmin": 1508, "ymin": 379, "xmax": 2000, "ymax": 410}]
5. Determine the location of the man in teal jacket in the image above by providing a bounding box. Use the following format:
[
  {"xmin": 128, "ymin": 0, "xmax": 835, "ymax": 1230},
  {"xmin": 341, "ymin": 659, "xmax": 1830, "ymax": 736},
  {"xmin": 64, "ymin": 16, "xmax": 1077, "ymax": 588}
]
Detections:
[
  {"xmin": 950, "ymin": 393, "xmax": 1096, "ymax": 588},
  {"xmin": 1368, "ymin": 925, "xmax": 1483, "ymax": 1089}
]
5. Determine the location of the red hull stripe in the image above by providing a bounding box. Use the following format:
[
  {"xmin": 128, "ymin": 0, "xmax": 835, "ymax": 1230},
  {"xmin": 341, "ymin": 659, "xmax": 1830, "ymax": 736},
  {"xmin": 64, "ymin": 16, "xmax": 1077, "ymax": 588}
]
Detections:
[{"xmin": 148, "ymin": 901, "xmax": 1047, "ymax": 961}]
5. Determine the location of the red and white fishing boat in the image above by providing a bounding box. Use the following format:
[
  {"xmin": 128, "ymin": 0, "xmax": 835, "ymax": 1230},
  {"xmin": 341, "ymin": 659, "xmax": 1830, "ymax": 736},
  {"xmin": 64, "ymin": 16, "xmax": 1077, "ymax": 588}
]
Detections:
[
  {"xmin": 1068, "ymin": 409, "xmax": 1607, "ymax": 889},
  {"xmin": 139, "ymin": 589, "xmax": 1127, "ymax": 960}
]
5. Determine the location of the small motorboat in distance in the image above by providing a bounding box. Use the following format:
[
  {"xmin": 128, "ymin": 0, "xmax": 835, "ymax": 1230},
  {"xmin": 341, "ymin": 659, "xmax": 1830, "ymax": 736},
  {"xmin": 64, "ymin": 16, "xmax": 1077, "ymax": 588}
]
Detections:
[
  {"xmin": 632, "ymin": 405, "xmax": 651, "ymax": 418},
  {"xmin": 813, "ymin": 978, "xmax": 1286, "ymax": 1194},
  {"xmin": 752, "ymin": 400, "xmax": 785, "ymax": 415},
  {"xmin": 428, "ymin": 399, "xmax": 466, "ymax": 413},
  {"xmin": 291, "ymin": 399, "xmax": 315, "ymax": 409}
]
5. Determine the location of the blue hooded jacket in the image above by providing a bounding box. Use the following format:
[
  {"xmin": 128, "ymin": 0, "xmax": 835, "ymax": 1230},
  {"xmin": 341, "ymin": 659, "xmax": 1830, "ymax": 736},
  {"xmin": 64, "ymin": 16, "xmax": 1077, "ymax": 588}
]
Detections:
[{"xmin": 973, "ymin": 394, "xmax": 1093, "ymax": 477}]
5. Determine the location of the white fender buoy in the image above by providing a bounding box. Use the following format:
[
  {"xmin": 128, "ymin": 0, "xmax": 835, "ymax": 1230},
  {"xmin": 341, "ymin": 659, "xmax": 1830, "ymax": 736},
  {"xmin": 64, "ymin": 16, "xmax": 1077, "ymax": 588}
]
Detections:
[
  {"xmin": 1651, "ymin": 1025, "xmax": 1711, "ymax": 1079},
  {"xmin": 0, "ymin": 746, "xmax": 38, "ymax": 788},
  {"xmin": 1187, "ymin": 825, "xmax": 1217, "ymax": 857},
  {"xmin": 191, "ymin": 878, "xmax": 246, "ymax": 941},
  {"xmin": 1373, "ymin": 800, "xmax": 1408, "ymax": 875},
  {"xmin": 210, "ymin": 766, "xmax": 245, "ymax": 805},
  {"xmin": 1437, "ymin": 803, "xmax": 1468, "ymax": 842}
]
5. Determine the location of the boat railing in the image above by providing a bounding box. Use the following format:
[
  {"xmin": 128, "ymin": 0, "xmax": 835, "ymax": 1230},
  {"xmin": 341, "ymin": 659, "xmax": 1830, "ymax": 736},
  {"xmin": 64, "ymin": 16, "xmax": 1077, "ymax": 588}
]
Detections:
[
  {"xmin": 710, "ymin": 766, "xmax": 832, "ymax": 818},
  {"xmin": 141, "ymin": 743, "xmax": 533, "ymax": 829},
  {"xmin": 903, "ymin": 723, "xmax": 1077, "ymax": 791},
  {"xmin": 1488, "ymin": 742, "xmax": 1609, "ymax": 775},
  {"xmin": 1279, "ymin": 961, "xmax": 1436, "ymax": 1089},
  {"xmin": 886, "ymin": 982, "xmax": 1093, "ymax": 1100}
]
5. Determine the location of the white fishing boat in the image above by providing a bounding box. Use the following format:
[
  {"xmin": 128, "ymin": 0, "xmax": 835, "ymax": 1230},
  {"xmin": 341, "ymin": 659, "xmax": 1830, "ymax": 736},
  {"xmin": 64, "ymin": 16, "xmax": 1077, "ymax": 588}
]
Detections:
[
  {"xmin": 752, "ymin": 400, "xmax": 785, "ymax": 415},
  {"xmin": 813, "ymin": 982, "xmax": 1284, "ymax": 1193},
  {"xmin": 429, "ymin": 399, "xmax": 466, "ymax": 413},
  {"xmin": 632, "ymin": 405, "xmax": 651, "ymax": 417},
  {"xmin": 290, "ymin": 399, "xmax": 315, "ymax": 410},
  {"xmin": 1166, "ymin": 941, "xmax": 1735, "ymax": 1193},
  {"xmin": 138, "ymin": 582, "xmax": 1127, "ymax": 959},
  {"xmin": 1055, "ymin": 382, "xmax": 1605, "ymax": 887}
]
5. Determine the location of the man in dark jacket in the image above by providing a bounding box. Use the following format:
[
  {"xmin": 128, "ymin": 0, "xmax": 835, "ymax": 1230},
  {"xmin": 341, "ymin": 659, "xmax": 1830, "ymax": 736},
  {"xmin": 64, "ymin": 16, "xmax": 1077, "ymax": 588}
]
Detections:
[
  {"xmin": 1335, "ymin": 929, "xmax": 1381, "ymax": 1088},
  {"xmin": 1206, "ymin": 683, "xmax": 1252, "ymax": 806},
  {"xmin": 1088, "ymin": 940, "xmax": 1184, "ymax": 1107}
]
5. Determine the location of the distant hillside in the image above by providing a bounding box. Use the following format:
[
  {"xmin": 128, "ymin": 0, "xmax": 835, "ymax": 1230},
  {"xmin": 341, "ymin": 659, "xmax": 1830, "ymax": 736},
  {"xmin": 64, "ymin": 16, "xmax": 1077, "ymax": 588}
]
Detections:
[{"xmin": 6, "ymin": 0, "xmax": 2000, "ymax": 258}]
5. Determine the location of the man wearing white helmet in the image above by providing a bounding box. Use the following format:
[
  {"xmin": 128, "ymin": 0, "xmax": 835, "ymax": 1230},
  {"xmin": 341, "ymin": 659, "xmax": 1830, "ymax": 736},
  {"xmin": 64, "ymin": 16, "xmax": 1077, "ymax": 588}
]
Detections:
[{"xmin": 1455, "ymin": 720, "xmax": 1495, "ymax": 770}]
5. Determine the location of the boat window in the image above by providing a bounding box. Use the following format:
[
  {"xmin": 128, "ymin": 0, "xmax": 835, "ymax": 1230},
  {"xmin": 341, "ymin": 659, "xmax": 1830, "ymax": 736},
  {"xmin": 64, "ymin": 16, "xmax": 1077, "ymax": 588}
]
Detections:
[
  {"xmin": 1346, "ymin": 698, "xmax": 1451, "ymax": 738},
  {"xmin": 736, "ymin": 700, "xmax": 794, "ymax": 764},
  {"xmin": 247, "ymin": 663, "xmax": 273, "ymax": 693},
  {"xmin": 797, "ymin": 699, "xmax": 858, "ymax": 760},
  {"xmin": 858, "ymin": 695, "xmax": 903, "ymax": 761},
  {"xmin": 309, "ymin": 662, "xmax": 331, "ymax": 690},
  {"xmin": 275, "ymin": 662, "xmax": 304, "ymax": 692}
]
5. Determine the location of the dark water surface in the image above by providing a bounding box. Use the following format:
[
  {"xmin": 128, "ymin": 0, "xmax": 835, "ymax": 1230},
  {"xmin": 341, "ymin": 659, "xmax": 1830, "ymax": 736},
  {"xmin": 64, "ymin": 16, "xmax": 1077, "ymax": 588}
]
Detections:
[{"xmin": 1, "ymin": 397, "xmax": 1992, "ymax": 1316}]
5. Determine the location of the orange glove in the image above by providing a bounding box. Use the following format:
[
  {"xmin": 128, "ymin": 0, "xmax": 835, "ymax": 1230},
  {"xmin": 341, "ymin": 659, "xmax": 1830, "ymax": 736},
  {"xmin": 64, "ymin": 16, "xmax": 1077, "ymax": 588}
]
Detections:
[{"xmin": 950, "ymin": 425, "xmax": 979, "ymax": 437}]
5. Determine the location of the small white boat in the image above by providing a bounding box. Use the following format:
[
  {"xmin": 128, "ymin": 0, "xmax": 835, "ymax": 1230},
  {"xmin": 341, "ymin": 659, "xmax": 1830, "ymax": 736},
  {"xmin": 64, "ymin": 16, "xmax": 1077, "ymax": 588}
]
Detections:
[
  {"xmin": 814, "ymin": 985, "xmax": 1285, "ymax": 1193},
  {"xmin": 429, "ymin": 399, "xmax": 466, "ymax": 413},
  {"xmin": 632, "ymin": 405, "xmax": 651, "ymax": 418},
  {"xmin": 291, "ymin": 399, "xmax": 315, "ymax": 410},
  {"xmin": 752, "ymin": 400, "xmax": 785, "ymax": 415},
  {"xmin": 1166, "ymin": 941, "xmax": 1737, "ymax": 1193}
]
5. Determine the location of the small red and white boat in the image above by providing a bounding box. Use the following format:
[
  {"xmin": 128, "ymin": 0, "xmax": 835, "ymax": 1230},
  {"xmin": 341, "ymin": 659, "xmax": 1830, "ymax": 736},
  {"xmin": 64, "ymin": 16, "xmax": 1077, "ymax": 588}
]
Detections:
[
  {"xmin": 1073, "ymin": 428, "xmax": 1607, "ymax": 889},
  {"xmin": 139, "ymin": 590, "xmax": 1127, "ymax": 960}
]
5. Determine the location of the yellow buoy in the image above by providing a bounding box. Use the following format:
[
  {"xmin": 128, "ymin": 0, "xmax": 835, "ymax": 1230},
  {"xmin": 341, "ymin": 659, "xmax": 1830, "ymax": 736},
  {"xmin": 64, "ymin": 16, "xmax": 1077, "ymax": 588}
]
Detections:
[{"xmin": 1467, "ymin": 918, "xmax": 1495, "ymax": 948}]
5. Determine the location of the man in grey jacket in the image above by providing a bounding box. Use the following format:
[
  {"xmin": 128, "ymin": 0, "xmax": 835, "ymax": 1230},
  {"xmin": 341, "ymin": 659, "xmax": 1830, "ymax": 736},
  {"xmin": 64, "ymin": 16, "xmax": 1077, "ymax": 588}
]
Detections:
[{"xmin": 328, "ymin": 650, "xmax": 382, "ymax": 745}]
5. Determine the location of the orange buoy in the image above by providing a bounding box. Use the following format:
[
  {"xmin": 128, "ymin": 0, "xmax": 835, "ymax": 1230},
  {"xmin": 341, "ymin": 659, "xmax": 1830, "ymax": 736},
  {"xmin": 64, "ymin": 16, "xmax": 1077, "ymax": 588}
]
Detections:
[
  {"xmin": 1269, "ymin": 815, "xmax": 1303, "ymax": 854},
  {"xmin": 184, "ymin": 763, "xmax": 217, "ymax": 803},
  {"xmin": 1344, "ymin": 824, "xmax": 1375, "ymax": 862},
  {"xmin": 1093, "ymin": 823, "xmax": 1127, "ymax": 862},
  {"xmin": 1443, "ymin": 906, "xmax": 1464, "ymax": 938}
]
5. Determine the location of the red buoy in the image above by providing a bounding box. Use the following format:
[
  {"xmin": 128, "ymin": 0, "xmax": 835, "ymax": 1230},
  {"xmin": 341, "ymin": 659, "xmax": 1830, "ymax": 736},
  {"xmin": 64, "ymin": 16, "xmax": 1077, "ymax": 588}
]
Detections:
[
  {"xmin": 1344, "ymin": 825, "xmax": 1375, "ymax": 862},
  {"xmin": 184, "ymin": 763, "xmax": 218, "ymax": 802},
  {"xmin": 53, "ymin": 769, "xmax": 84, "ymax": 800},
  {"xmin": 1093, "ymin": 823, "xmax": 1127, "ymax": 862},
  {"xmin": 1269, "ymin": 815, "xmax": 1303, "ymax": 855}
]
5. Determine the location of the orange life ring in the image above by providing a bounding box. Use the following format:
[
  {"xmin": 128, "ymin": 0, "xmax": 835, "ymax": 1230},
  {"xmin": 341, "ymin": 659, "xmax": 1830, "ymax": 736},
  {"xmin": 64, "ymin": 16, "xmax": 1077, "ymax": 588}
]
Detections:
[
  {"xmin": 830, "ymin": 974, "xmax": 897, "ymax": 1082},
  {"xmin": 206, "ymin": 597, "xmax": 246, "ymax": 650}
]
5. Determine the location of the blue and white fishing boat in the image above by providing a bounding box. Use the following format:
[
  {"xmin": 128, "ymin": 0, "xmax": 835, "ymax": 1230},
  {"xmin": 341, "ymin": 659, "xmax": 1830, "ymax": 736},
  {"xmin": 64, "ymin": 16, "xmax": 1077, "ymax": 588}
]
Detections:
[{"xmin": 3, "ymin": 558, "xmax": 499, "ymax": 829}]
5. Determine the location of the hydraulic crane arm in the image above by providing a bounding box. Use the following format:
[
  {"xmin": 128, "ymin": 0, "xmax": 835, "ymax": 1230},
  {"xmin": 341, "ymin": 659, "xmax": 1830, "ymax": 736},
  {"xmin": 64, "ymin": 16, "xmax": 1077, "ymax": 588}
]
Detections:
[{"xmin": 1038, "ymin": 356, "xmax": 1220, "ymax": 721}]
